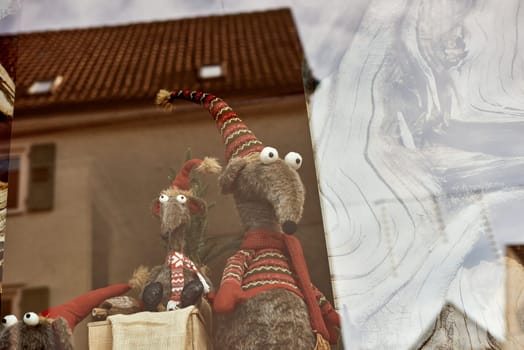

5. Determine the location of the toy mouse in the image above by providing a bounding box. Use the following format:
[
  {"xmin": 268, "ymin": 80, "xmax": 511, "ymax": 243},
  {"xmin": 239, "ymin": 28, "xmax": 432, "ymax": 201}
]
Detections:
[
  {"xmin": 134, "ymin": 157, "xmax": 221, "ymax": 312},
  {"xmin": 0, "ymin": 283, "xmax": 130, "ymax": 350},
  {"xmin": 156, "ymin": 90, "xmax": 340, "ymax": 350}
]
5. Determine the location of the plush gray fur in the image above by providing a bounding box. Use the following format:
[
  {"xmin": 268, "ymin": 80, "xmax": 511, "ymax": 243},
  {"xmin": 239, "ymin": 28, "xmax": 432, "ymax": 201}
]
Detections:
[
  {"xmin": 136, "ymin": 184, "xmax": 214, "ymax": 311},
  {"xmin": 0, "ymin": 317, "xmax": 73, "ymax": 350},
  {"xmin": 214, "ymin": 152, "xmax": 316, "ymax": 350},
  {"xmin": 214, "ymin": 289, "xmax": 315, "ymax": 350}
]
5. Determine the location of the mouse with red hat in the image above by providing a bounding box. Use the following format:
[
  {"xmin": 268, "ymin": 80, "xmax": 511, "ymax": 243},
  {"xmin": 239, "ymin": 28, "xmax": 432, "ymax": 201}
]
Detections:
[{"xmin": 0, "ymin": 283, "xmax": 130, "ymax": 349}]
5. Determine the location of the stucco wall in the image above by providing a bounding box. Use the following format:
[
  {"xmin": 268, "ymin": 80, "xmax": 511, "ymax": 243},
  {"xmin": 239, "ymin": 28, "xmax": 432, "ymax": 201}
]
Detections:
[{"xmin": 4, "ymin": 156, "xmax": 93, "ymax": 348}]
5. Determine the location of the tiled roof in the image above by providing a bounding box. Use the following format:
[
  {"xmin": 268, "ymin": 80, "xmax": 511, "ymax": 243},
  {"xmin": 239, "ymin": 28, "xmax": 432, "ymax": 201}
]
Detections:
[{"xmin": 1, "ymin": 9, "xmax": 305, "ymax": 113}]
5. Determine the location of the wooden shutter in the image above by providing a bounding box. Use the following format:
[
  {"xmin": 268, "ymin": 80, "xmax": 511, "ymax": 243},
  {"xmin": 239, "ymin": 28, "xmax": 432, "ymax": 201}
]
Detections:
[{"xmin": 27, "ymin": 143, "xmax": 55, "ymax": 211}]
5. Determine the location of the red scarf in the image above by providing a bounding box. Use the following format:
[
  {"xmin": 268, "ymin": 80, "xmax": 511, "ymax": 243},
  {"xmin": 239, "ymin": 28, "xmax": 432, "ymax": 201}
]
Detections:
[{"xmin": 240, "ymin": 230, "xmax": 330, "ymax": 342}]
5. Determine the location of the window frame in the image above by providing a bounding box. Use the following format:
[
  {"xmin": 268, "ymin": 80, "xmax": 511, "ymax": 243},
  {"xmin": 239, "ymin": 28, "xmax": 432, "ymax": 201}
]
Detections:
[{"xmin": 4, "ymin": 144, "xmax": 30, "ymax": 215}]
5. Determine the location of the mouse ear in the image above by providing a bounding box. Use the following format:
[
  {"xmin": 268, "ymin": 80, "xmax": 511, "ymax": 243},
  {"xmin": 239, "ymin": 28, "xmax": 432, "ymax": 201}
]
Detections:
[
  {"xmin": 152, "ymin": 199, "xmax": 160, "ymax": 217},
  {"xmin": 187, "ymin": 196, "xmax": 206, "ymax": 214},
  {"xmin": 219, "ymin": 157, "xmax": 247, "ymax": 194}
]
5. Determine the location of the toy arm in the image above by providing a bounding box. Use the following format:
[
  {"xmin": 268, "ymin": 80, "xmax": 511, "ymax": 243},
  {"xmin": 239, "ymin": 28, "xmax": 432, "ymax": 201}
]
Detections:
[
  {"xmin": 312, "ymin": 285, "xmax": 341, "ymax": 345},
  {"xmin": 213, "ymin": 250, "xmax": 250, "ymax": 313}
]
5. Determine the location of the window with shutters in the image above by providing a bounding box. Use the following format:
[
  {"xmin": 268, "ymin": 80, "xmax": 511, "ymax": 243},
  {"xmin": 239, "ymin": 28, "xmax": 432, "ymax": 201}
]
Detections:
[
  {"xmin": 2, "ymin": 143, "xmax": 56, "ymax": 215},
  {"xmin": 1, "ymin": 145, "xmax": 29, "ymax": 214}
]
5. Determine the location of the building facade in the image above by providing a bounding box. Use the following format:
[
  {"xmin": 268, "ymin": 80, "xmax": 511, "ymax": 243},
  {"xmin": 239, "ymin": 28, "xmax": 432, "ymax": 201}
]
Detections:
[{"xmin": 1, "ymin": 9, "xmax": 333, "ymax": 349}]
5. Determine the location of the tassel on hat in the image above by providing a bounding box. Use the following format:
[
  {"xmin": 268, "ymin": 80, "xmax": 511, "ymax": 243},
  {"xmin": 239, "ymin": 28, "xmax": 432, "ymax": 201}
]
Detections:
[
  {"xmin": 156, "ymin": 89, "xmax": 264, "ymax": 161},
  {"xmin": 41, "ymin": 283, "xmax": 130, "ymax": 330},
  {"xmin": 171, "ymin": 157, "xmax": 221, "ymax": 191}
]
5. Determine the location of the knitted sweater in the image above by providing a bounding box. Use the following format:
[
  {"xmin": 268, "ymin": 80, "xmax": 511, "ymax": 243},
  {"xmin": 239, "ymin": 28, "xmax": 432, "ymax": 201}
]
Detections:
[
  {"xmin": 213, "ymin": 230, "xmax": 340, "ymax": 344},
  {"xmin": 220, "ymin": 247, "xmax": 304, "ymax": 299}
]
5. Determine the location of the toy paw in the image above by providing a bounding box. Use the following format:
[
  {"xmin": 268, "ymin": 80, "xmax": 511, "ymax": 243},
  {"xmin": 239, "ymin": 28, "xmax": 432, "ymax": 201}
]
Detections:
[
  {"xmin": 143, "ymin": 282, "xmax": 163, "ymax": 312},
  {"xmin": 92, "ymin": 296, "xmax": 142, "ymax": 321},
  {"xmin": 213, "ymin": 283, "xmax": 245, "ymax": 313},
  {"xmin": 180, "ymin": 279, "xmax": 204, "ymax": 308}
]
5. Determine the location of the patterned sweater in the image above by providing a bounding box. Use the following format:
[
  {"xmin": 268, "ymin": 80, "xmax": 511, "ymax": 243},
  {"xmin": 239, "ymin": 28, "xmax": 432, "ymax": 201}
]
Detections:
[
  {"xmin": 221, "ymin": 247, "xmax": 305, "ymax": 299},
  {"xmin": 213, "ymin": 230, "xmax": 340, "ymax": 344}
]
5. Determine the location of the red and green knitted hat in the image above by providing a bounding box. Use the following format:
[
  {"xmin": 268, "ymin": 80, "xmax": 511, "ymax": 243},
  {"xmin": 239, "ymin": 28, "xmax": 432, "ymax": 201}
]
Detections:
[{"xmin": 156, "ymin": 90, "xmax": 264, "ymax": 161}]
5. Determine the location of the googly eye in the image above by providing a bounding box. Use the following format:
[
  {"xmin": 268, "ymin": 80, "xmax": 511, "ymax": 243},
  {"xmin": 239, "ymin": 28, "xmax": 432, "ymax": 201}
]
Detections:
[
  {"xmin": 23, "ymin": 312, "xmax": 39, "ymax": 326},
  {"xmin": 176, "ymin": 194, "xmax": 187, "ymax": 204},
  {"xmin": 285, "ymin": 152, "xmax": 302, "ymax": 170},
  {"xmin": 1, "ymin": 315, "xmax": 17, "ymax": 328},
  {"xmin": 159, "ymin": 194, "xmax": 169, "ymax": 203},
  {"xmin": 260, "ymin": 147, "xmax": 279, "ymax": 164}
]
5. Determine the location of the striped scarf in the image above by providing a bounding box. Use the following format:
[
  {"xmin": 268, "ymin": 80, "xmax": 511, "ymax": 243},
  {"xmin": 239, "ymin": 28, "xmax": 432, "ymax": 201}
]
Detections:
[{"xmin": 166, "ymin": 251, "xmax": 199, "ymax": 303}]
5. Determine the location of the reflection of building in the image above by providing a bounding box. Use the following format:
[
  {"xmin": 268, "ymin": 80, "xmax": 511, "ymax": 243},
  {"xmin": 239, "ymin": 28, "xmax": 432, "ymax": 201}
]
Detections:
[
  {"xmin": 1, "ymin": 9, "xmax": 333, "ymax": 349},
  {"xmin": 0, "ymin": 61, "xmax": 15, "ymax": 286}
]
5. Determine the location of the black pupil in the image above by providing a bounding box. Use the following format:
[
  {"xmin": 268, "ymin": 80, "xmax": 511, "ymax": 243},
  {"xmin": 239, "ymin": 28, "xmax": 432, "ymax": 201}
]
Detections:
[
  {"xmin": 296, "ymin": 159, "xmax": 300, "ymax": 164},
  {"xmin": 2, "ymin": 319, "xmax": 6, "ymax": 323},
  {"xmin": 269, "ymin": 152, "xmax": 274, "ymax": 157},
  {"xmin": 25, "ymin": 314, "xmax": 30, "ymax": 318}
]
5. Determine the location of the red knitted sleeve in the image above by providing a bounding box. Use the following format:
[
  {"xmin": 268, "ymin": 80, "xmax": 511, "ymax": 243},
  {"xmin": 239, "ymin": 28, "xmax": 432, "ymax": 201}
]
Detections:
[{"xmin": 213, "ymin": 250, "xmax": 250, "ymax": 313}]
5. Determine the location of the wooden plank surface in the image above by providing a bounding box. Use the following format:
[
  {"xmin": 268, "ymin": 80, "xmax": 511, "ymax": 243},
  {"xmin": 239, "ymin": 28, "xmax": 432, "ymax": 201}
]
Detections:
[{"xmin": 310, "ymin": 0, "xmax": 524, "ymax": 348}]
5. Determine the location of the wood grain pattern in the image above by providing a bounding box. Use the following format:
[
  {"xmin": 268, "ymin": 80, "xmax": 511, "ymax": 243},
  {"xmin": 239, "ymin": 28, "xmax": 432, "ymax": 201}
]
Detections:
[
  {"xmin": 504, "ymin": 252, "xmax": 524, "ymax": 350},
  {"xmin": 310, "ymin": 0, "xmax": 524, "ymax": 348},
  {"xmin": 417, "ymin": 303, "xmax": 501, "ymax": 350}
]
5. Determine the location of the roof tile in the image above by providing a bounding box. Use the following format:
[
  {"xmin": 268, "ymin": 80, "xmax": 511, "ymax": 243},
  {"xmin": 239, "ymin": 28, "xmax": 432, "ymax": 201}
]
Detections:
[{"xmin": 0, "ymin": 8, "xmax": 304, "ymax": 113}]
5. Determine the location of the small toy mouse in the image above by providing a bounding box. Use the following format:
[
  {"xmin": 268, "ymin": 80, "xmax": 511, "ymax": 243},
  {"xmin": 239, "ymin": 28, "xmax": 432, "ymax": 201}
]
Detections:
[
  {"xmin": 134, "ymin": 157, "xmax": 220, "ymax": 312},
  {"xmin": 0, "ymin": 284, "xmax": 130, "ymax": 350}
]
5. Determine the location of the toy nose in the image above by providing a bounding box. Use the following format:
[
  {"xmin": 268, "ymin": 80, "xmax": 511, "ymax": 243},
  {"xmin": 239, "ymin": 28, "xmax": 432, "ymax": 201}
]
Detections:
[{"xmin": 282, "ymin": 221, "xmax": 298, "ymax": 234}]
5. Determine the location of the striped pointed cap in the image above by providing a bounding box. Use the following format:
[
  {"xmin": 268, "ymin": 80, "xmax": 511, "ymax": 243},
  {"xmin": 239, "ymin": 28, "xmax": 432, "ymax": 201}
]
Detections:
[
  {"xmin": 172, "ymin": 157, "xmax": 221, "ymax": 190},
  {"xmin": 156, "ymin": 89, "xmax": 264, "ymax": 162},
  {"xmin": 172, "ymin": 159, "xmax": 203, "ymax": 191}
]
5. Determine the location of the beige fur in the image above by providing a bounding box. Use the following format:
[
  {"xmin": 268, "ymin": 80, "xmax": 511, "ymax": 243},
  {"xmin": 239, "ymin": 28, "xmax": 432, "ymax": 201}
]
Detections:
[
  {"xmin": 129, "ymin": 265, "xmax": 151, "ymax": 292},
  {"xmin": 196, "ymin": 157, "xmax": 222, "ymax": 175},
  {"xmin": 155, "ymin": 89, "xmax": 175, "ymax": 111}
]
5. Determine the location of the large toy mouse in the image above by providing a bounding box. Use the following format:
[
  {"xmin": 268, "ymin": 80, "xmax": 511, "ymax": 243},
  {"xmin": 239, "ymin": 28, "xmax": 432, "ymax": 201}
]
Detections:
[
  {"xmin": 157, "ymin": 89, "xmax": 340, "ymax": 350},
  {"xmin": 0, "ymin": 284, "xmax": 130, "ymax": 349},
  {"xmin": 134, "ymin": 157, "xmax": 220, "ymax": 312}
]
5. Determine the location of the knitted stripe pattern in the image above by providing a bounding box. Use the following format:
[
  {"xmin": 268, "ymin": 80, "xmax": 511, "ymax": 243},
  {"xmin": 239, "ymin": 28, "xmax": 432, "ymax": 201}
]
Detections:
[
  {"xmin": 166, "ymin": 90, "xmax": 264, "ymax": 161},
  {"xmin": 217, "ymin": 230, "xmax": 336, "ymax": 342},
  {"xmin": 166, "ymin": 251, "xmax": 199, "ymax": 303},
  {"xmin": 172, "ymin": 159, "xmax": 202, "ymax": 190},
  {"xmin": 220, "ymin": 248, "xmax": 304, "ymax": 299}
]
